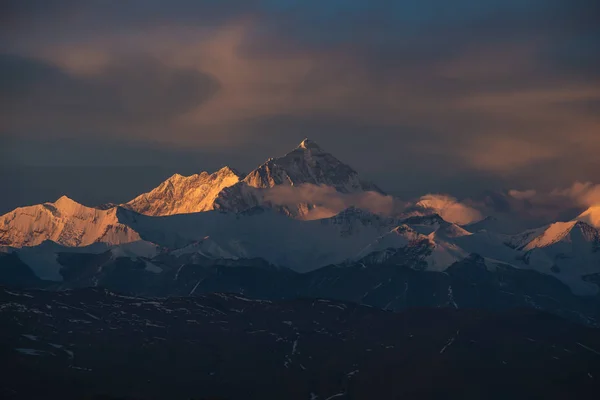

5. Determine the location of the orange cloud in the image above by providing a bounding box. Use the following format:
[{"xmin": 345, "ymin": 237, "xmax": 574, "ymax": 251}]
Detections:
[{"xmin": 416, "ymin": 194, "xmax": 483, "ymax": 225}]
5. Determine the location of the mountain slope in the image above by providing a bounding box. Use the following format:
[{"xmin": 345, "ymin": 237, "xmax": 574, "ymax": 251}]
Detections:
[
  {"xmin": 124, "ymin": 166, "xmax": 242, "ymax": 216},
  {"xmin": 577, "ymin": 205, "xmax": 600, "ymax": 228}
]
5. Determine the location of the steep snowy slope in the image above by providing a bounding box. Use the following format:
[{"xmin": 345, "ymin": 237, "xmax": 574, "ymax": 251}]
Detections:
[
  {"xmin": 354, "ymin": 220, "xmax": 470, "ymax": 271},
  {"xmin": 117, "ymin": 207, "xmax": 404, "ymax": 271},
  {"xmin": 242, "ymin": 139, "xmax": 382, "ymax": 192},
  {"xmin": 2, "ymin": 240, "xmax": 161, "ymax": 281},
  {"xmin": 576, "ymin": 205, "xmax": 600, "ymax": 228},
  {"xmin": 124, "ymin": 167, "xmax": 242, "ymax": 216},
  {"xmin": 513, "ymin": 221, "xmax": 600, "ymax": 295},
  {"xmin": 0, "ymin": 196, "xmax": 142, "ymax": 248}
]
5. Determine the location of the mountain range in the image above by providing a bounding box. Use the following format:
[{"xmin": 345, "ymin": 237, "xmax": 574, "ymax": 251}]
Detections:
[{"xmin": 1, "ymin": 139, "xmax": 600, "ymax": 323}]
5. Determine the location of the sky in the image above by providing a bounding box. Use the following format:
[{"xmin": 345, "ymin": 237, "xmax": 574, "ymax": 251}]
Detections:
[{"xmin": 1, "ymin": 0, "xmax": 599, "ymax": 215}]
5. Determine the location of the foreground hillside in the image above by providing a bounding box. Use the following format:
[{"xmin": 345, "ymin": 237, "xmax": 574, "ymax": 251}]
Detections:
[{"xmin": 1, "ymin": 287, "xmax": 599, "ymax": 400}]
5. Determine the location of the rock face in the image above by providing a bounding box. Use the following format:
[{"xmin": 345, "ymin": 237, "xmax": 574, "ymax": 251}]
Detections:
[
  {"xmin": 124, "ymin": 166, "xmax": 242, "ymax": 216},
  {"xmin": 2, "ymin": 286, "xmax": 599, "ymax": 400}
]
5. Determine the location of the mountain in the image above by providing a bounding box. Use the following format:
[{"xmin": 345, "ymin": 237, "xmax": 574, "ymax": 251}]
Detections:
[
  {"xmin": 124, "ymin": 166, "xmax": 242, "ymax": 216},
  {"xmin": 2, "ymin": 140, "xmax": 600, "ymax": 301},
  {"xmin": 242, "ymin": 139, "xmax": 382, "ymax": 193},
  {"xmin": 214, "ymin": 139, "xmax": 384, "ymax": 218},
  {"xmin": 4, "ymin": 196, "xmax": 600, "ymax": 296},
  {"xmin": 0, "ymin": 201, "xmax": 415, "ymax": 273},
  {"xmin": 0, "ymin": 196, "xmax": 141, "ymax": 248},
  {"xmin": 506, "ymin": 221, "xmax": 600, "ymax": 293},
  {"xmin": 2, "ymin": 286, "xmax": 600, "ymax": 400}
]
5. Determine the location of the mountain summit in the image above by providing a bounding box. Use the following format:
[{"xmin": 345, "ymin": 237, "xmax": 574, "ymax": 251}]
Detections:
[
  {"xmin": 240, "ymin": 138, "xmax": 382, "ymax": 193},
  {"xmin": 212, "ymin": 139, "xmax": 383, "ymax": 218},
  {"xmin": 124, "ymin": 166, "xmax": 242, "ymax": 216}
]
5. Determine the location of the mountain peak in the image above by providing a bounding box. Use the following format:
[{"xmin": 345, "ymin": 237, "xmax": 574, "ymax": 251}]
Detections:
[
  {"xmin": 53, "ymin": 195, "xmax": 81, "ymax": 211},
  {"xmin": 124, "ymin": 167, "xmax": 243, "ymax": 216},
  {"xmin": 215, "ymin": 166, "xmax": 241, "ymax": 177},
  {"xmin": 297, "ymin": 138, "xmax": 322, "ymax": 152}
]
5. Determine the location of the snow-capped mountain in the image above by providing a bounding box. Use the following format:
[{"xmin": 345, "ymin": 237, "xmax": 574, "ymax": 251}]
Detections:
[
  {"xmin": 508, "ymin": 221, "xmax": 600, "ymax": 294},
  {"xmin": 124, "ymin": 166, "xmax": 242, "ymax": 216},
  {"xmin": 0, "ymin": 196, "xmax": 141, "ymax": 248},
  {"xmin": 214, "ymin": 139, "xmax": 383, "ymax": 218},
  {"xmin": 242, "ymin": 139, "xmax": 382, "ymax": 193},
  {"xmin": 1, "ymin": 140, "xmax": 600, "ymax": 298}
]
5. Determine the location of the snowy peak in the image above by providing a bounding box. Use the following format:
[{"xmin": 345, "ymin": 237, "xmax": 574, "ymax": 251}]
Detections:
[
  {"xmin": 297, "ymin": 138, "xmax": 323, "ymax": 152},
  {"xmin": 54, "ymin": 195, "xmax": 79, "ymax": 211},
  {"xmin": 241, "ymin": 139, "xmax": 382, "ymax": 193},
  {"xmin": 434, "ymin": 221, "xmax": 472, "ymax": 239},
  {"xmin": 521, "ymin": 220, "xmax": 599, "ymax": 251},
  {"xmin": 212, "ymin": 139, "xmax": 384, "ymax": 219},
  {"xmin": 0, "ymin": 199, "xmax": 140, "ymax": 248},
  {"xmin": 124, "ymin": 166, "xmax": 242, "ymax": 216},
  {"xmin": 576, "ymin": 205, "xmax": 600, "ymax": 228}
]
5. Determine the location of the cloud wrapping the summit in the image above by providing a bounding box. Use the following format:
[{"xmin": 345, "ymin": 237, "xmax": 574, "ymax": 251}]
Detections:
[
  {"xmin": 415, "ymin": 194, "xmax": 483, "ymax": 225},
  {"xmin": 260, "ymin": 184, "xmax": 408, "ymax": 220},
  {"xmin": 260, "ymin": 184, "xmax": 482, "ymax": 224}
]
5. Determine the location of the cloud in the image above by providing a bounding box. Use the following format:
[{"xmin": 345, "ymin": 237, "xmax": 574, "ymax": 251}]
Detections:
[
  {"xmin": 508, "ymin": 181, "xmax": 600, "ymax": 210},
  {"xmin": 0, "ymin": 53, "xmax": 220, "ymax": 140},
  {"xmin": 550, "ymin": 182, "xmax": 600, "ymax": 208},
  {"xmin": 260, "ymin": 184, "xmax": 408, "ymax": 220},
  {"xmin": 486, "ymin": 181, "xmax": 600, "ymax": 228},
  {"xmin": 508, "ymin": 189, "xmax": 537, "ymax": 200},
  {"xmin": 414, "ymin": 194, "xmax": 483, "ymax": 225}
]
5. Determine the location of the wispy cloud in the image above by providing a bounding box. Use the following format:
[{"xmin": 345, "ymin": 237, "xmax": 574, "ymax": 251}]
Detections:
[{"xmin": 261, "ymin": 184, "xmax": 408, "ymax": 220}]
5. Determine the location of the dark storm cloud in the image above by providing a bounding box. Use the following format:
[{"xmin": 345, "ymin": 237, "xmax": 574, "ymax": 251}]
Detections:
[
  {"xmin": 0, "ymin": 0, "xmax": 599, "ymax": 214},
  {"xmin": 0, "ymin": 53, "xmax": 219, "ymax": 136}
]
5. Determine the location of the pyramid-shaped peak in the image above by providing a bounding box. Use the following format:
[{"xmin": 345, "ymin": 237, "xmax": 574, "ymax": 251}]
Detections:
[
  {"xmin": 215, "ymin": 166, "xmax": 242, "ymax": 177},
  {"xmin": 54, "ymin": 195, "xmax": 79, "ymax": 208},
  {"xmin": 297, "ymin": 138, "xmax": 323, "ymax": 151},
  {"xmin": 51, "ymin": 195, "xmax": 88, "ymax": 215},
  {"xmin": 167, "ymin": 173, "xmax": 186, "ymax": 181}
]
